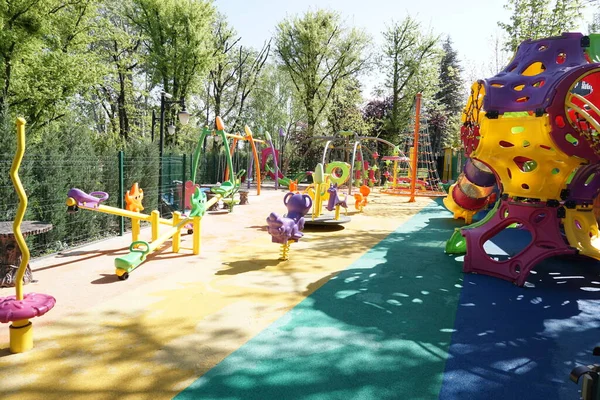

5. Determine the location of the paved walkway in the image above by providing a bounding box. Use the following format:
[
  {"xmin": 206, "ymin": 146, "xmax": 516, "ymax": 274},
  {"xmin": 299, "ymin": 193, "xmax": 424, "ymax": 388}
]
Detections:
[{"xmin": 0, "ymin": 189, "xmax": 430, "ymax": 400}]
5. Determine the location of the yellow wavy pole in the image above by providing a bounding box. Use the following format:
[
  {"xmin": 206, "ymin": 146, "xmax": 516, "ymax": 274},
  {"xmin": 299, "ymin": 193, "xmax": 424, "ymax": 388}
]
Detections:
[{"xmin": 10, "ymin": 118, "xmax": 29, "ymax": 301}]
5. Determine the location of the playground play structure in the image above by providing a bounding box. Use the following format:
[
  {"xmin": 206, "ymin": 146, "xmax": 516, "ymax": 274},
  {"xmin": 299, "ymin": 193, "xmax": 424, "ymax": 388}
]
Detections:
[
  {"xmin": 0, "ymin": 119, "xmax": 56, "ymax": 353},
  {"xmin": 66, "ymin": 117, "xmax": 246, "ymax": 280},
  {"xmin": 305, "ymin": 163, "xmax": 351, "ymax": 223},
  {"xmin": 298, "ymin": 94, "xmax": 444, "ymax": 204},
  {"xmin": 380, "ymin": 93, "xmax": 446, "ymax": 200},
  {"xmin": 443, "ymin": 157, "xmax": 498, "ymax": 224},
  {"xmin": 223, "ymin": 121, "xmax": 282, "ymax": 196},
  {"xmin": 266, "ymin": 163, "xmax": 372, "ymax": 260},
  {"xmin": 166, "ymin": 119, "xmax": 282, "ymax": 212},
  {"xmin": 445, "ymin": 32, "xmax": 600, "ymax": 287}
]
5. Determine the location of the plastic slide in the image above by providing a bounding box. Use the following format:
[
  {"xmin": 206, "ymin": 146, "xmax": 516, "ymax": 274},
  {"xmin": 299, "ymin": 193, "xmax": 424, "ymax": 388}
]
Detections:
[{"xmin": 443, "ymin": 158, "xmax": 497, "ymax": 224}]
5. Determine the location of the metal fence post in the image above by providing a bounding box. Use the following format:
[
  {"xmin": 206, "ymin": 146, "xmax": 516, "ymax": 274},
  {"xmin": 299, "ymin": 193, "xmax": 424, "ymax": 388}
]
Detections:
[
  {"xmin": 118, "ymin": 150, "xmax": 124, "ymax": 236},
  {"xmin": 182, "ymin": 153, "xmax": 186, "ymax": 211}
]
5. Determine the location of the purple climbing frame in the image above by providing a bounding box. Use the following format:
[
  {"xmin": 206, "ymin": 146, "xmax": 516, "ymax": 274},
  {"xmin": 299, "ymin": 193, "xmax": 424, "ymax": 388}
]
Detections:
[{"xmin": 462, "ymin": 199, "xmax": 577, "ymax": 287}]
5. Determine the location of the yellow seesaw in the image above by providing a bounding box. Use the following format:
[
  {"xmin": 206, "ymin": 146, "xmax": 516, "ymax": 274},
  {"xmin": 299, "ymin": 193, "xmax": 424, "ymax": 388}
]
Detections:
[{"xmin": 66, "ymin": 185, "xmax": 224, "ymax": 280}]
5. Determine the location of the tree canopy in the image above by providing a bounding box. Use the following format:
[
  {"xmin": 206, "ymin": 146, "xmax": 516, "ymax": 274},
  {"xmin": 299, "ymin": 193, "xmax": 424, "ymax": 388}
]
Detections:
[
  {"xmin": 498, "ymin": 0, "xmax": 584, "ymax": 52},
  {"xmin": 274, "ymin": 9, "xmax": 370, "ymax": 137}
]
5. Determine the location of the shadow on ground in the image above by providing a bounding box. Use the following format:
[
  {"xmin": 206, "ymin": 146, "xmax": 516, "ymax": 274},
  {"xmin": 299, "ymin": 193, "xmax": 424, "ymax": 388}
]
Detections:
[
  {"xmin": 175, "ymin": 201, "xmax": 600, "ymax": 400},
  {"xmin": 440, "ymin": 246, "xmax": 600, "ymax": 399},
  {"xmin": 175, "ymin": 204, "xmax": 466, "ymax": 400},
  {"xmin": 0, "ymin": 308, "xmax": 248, "ymax": 400}
]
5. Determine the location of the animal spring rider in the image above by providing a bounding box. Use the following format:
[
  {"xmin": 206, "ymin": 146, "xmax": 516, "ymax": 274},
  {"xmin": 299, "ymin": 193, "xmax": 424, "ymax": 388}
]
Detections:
[
  {"xmin": 354, "ymin": 185, "xmax": 371, "ymax": 212},
  {"xmin": 266, "ymin": 193, "xmax": 312, "ymax": 260},
  {"xmin": 0, "ymin": 118, "xmax": 56, "ymax": 353},
  {"xmin": 449, "ymin": 32, "xmax": 600, "ymax": 286},
  {"xmin": 326, "ymin": 183, "xmax": 348, "ymax": 220}
]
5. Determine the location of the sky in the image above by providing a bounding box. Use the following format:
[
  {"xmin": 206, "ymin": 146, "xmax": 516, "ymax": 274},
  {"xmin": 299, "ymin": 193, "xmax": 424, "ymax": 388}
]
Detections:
[{"xmin": 213, "ymin": 0, "xmax": 595, "ymax": 98}]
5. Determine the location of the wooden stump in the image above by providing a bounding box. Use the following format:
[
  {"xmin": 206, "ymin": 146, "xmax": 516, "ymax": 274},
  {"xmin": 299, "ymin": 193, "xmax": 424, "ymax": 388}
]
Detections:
[
  {"xmin": 239, "ymin": 191, "xmax": 249, "ymax": 205},
  {"xmin": 0, "ymin": 235, "xmax": 33, "ymax": 287},
  {"xmin": 205, "ymin": 193, "xmax": 220, "ymax": 211},
  {"xmin": 0, "ymin": 221, "xmax": 52, "ymax": 287}
]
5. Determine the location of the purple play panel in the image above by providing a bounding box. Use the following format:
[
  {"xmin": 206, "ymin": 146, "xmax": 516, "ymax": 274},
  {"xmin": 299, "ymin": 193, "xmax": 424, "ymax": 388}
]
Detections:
[
  {"xmin": 483, "ymin": 33, "xmax": 588, "ymax": 114},
  {"xmin": 462, "ymin": 199, "xmax": 577, "ymax": 287},
  {"xmin": 566, "ymin": 163, "xmax": 600, "ymax": 204}
]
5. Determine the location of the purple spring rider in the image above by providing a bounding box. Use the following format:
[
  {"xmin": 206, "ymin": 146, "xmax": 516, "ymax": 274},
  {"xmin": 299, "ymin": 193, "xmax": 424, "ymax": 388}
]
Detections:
[
  {"xmin": 326, "ymin": 183, "xmax": 348, "ymax": 212},
  {"xmin": 266, "ymin": 193, "xmax": 312, "ymax": 260}
]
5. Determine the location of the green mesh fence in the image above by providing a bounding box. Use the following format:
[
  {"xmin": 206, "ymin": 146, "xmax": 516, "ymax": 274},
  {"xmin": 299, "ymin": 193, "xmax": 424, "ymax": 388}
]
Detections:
[{"xmin": 0, "ymin": 146, "xmax": 250, "ymax": 259}]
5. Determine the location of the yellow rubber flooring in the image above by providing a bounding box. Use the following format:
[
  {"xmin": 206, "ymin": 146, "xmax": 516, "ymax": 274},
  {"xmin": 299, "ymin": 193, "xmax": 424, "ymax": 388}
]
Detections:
[{"xmin": 0, "ymin": 189, "xmax": 430, "ymax": 400}]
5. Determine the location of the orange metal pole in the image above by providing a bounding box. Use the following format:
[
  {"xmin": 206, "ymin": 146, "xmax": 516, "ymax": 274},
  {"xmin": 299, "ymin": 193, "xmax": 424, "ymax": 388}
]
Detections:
[
  {"xmin": 243, "ymin": 126, "xmax": 262, "ymax": 195},
  {"xmin": 249, "ymin": 138, "xmax": 261, "ymax": 195},
  {"xmin": 409, "ymin": 93, "xmax": 422, "ymax": 203}
]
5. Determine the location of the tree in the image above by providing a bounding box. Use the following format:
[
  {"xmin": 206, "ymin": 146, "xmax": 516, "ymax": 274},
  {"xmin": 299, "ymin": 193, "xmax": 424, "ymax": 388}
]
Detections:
[
  {"xmin": 246, "ymin": 63, "xmax": 305, "ymax": 174},
  {"xmin": 589, "ymin": 11, "xmax": 600, "ymax": 33},
  {"xmin": 498, "ymin": 0, "xmax": 584, "ymax": 52},
  {"xmin": 436, "ymin": 37, "xmax": 463, "ymax": 114},
  {"xmin": 93, "ymin": 0, "xmax": 144, "ymax": 140},
  {"xmin": 362, "ymin": 97, "xmax": 393, "ymax": 138},
  {"xmin": 206, "ymin": 16, "xmax": 270, "ymax": 131},
  {"xmin": 128, "ymin": 0, "xmax": 215, "ymax": 143},
  {"xmin": 247, "ymin": 63, "xmax": 302, "ymax": 137},
  {"xmin": 379, "ymin": 16, "xmax": 441, "ymax": 142},
  {"xmin": 430, "ymin": 37, "xmax": 463, "ymax": 155},
  {"xmin": 274, "ymin": 9, "xmax": 370, "ymax": 137},
  {"xmin": 0, "ymin": 0, "xmax": 102, "ymax": 130},
  {"xmin": 486, "ymin": 30, "xmax": 512, "ymax": 76},
  {"xmin": 327, "ymin": 77, "xmax": 372, "ymax": 135}
]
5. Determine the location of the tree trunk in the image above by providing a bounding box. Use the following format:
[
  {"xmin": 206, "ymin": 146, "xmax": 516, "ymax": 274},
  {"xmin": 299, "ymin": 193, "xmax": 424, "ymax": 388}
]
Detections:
[
  {"xmin": 306, "ymin": 99, "xmax": 316, "ymax": 137},
  {"xmin": 117, "ymin": 72, "xmax": 129, "ymax": 140}
]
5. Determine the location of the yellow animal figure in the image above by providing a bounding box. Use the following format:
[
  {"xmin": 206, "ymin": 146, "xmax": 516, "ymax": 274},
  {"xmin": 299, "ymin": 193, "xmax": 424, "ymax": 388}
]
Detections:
[
  {"xmin": 353, "ymin": 185, "xmax": 371, "ymax": 211},
  {"xmin": 125, "ymin": 182, "xmax": 144, "ymax": 212},
  {"xmin": 304, "ymin": 175, "xmax": 331, "ymax": 202}
]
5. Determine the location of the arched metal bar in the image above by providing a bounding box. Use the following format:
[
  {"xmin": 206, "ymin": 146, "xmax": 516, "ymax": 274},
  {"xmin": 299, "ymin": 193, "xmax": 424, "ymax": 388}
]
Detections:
[
  {"xmin": 349, "ymin": 140, "xmax": 362, "ymax": 195},
  {"xmin": 322, "ymin": 140, "xmax": 333, "ymax": 165}
]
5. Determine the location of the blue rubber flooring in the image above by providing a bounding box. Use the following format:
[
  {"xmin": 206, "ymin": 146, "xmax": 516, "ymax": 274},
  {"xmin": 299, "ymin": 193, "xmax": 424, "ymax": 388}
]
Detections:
[{"xmin": 176, "ymin": 201, "xmax": 600, "ymax": 399}]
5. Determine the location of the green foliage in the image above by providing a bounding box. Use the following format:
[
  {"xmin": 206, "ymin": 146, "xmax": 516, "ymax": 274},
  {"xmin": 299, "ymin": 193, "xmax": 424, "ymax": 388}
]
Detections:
[
  {"xmin": 327, "ymin": 77, "xmax": 372, "ymax": 135},
  {"xmin": 378, "ymin": 16, "xmax": 441, "ymax": 144},
  {"xmin": 275, "ymin": 9, "xmax": 370, "ymax": 136},
  {"xmin": 589, "ymin": 12, "xmax": 600, "ymax": 34},
  {"xmin": 0, "ymin": 0, "xmax": 102, "ymax": 130},
  {"xmin": 436, "ymin": 37, "xmax": 463, "ymax": 115},
  {"xmin": 129, "ymin": 0, "xmax": 216, "ymax": 99},
  {"xmin": 207, "ymin": 15, "xmax": 270, "ymax": 132},
  {"xmin": 247, "ymin": 64, "xmax": 300, "ymax": 134},
  {"xmin": 380, "ymin": 17, "xmax": 441, "ymax": 136},
  {"xmin": 498, "ymin": 0, "xmax": 584, "ymax": 52},
  {"xmin": 430, "ymin": 37, "xmax": 464, "ymax": 153},
  {"xmin": 92, "ymin": 0, "xmax": 146, "ymax": 140}
]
